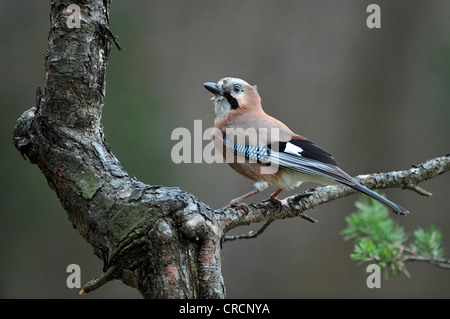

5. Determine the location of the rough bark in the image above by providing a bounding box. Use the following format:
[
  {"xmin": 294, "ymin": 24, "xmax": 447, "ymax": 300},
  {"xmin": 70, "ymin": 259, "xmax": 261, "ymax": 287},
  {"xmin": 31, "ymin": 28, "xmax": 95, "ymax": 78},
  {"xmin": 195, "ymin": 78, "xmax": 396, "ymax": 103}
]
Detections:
[
  {"xmin": 13, "ymin": 0, "xmax": 224, "ymax": 299},
  {"xmin": 12, "ymin": 0, "xmax": 450, "ymax": 298}
]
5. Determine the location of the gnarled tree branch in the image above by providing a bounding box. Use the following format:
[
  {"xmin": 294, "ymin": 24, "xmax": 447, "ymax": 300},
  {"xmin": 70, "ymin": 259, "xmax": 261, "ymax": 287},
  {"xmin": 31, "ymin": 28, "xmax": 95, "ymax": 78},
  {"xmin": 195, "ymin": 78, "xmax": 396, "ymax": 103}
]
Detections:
[{"xmin": 12, "ymin": 0, "xmax": 449, "ymax": 298}]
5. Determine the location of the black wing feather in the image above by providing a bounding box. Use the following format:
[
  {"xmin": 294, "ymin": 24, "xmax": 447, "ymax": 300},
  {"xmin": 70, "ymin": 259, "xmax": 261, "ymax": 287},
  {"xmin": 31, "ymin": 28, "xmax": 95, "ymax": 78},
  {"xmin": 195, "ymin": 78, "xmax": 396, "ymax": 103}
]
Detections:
[{"xmin": 269, "ymin": 139, "xmax": 338, "ymax": 165}]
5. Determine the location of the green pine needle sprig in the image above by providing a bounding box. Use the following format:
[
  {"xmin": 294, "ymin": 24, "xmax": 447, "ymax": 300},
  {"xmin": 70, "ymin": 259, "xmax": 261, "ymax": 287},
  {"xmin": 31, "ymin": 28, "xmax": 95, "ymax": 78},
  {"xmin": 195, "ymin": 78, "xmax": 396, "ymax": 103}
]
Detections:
[{"xmin": 341, "ymin": 194, "xmax": 448, "ymax": 278}]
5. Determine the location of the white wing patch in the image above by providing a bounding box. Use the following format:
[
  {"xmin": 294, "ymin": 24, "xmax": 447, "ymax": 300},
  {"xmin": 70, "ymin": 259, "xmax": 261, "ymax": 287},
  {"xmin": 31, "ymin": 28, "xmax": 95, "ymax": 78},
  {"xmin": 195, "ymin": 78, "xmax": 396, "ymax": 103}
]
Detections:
[{"xmin": 284, "ymin": 142, "xmax": 304, "ymax": 156}]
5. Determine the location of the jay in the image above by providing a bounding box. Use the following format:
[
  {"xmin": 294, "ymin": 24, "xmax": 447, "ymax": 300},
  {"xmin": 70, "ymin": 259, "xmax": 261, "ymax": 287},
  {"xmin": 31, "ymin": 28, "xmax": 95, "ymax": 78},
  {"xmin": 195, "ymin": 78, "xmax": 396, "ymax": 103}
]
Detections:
[{"xmin": 203, "ymin": 77, "xmax": 408, "ymax": 215}]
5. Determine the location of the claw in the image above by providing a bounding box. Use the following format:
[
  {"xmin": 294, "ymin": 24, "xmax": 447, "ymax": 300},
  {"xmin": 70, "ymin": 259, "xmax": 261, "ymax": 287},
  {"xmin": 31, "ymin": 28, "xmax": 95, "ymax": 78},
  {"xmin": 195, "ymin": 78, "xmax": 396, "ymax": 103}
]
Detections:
[
  {"xmin": 266, "ymin": 193, "xmax": 318, "ymax": 223},
  {"xmin": 226, "ymin": 200, "xmax": 250, "ymax": 213}
]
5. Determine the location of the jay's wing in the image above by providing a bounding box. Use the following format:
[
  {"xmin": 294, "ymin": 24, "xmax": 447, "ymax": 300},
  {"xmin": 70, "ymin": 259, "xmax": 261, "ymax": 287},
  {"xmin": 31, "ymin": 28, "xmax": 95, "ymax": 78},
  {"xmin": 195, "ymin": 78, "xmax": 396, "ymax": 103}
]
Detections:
[
  {"xmin": 223, "ymin": 136, "xmax": 353, "ymax": 184},
  {"xmin": 223, "ymin": 137, "xmax": 409, "ymax": 215},
  {"xmin": 267, "ymin": 138, "xmax": 355, "ymax": 185}
]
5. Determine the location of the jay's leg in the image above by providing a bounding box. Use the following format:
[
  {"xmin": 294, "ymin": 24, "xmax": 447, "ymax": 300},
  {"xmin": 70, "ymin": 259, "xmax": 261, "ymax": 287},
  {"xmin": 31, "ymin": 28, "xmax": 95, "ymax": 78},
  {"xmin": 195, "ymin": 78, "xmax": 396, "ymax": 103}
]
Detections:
[
  {"xmin": 227, "ymin": 181, "xmax": 269, "ymax": 208},
  {"xmin": 268, "ymin": 188, "xmax": 284, "ymax": 204},
  {"xmin": 227, "ymin": 188, "xmax": 262, "ymax": 208}
]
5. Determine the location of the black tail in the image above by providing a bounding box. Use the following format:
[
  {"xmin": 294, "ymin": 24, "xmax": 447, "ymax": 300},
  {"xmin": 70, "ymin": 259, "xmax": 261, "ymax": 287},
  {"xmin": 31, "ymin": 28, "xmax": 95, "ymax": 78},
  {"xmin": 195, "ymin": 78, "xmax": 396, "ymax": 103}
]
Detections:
[{"xmin": 347, "ymin": 183, "xmax": 409, "ymax": 215}]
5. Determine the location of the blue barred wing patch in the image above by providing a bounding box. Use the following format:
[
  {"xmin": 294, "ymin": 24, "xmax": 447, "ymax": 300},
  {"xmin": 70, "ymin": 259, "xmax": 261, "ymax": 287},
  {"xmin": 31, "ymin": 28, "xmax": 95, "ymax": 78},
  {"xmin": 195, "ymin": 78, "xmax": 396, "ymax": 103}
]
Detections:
[{"xmin": 223, "ymin": 137, "xmax": 270, "ymax": 163}]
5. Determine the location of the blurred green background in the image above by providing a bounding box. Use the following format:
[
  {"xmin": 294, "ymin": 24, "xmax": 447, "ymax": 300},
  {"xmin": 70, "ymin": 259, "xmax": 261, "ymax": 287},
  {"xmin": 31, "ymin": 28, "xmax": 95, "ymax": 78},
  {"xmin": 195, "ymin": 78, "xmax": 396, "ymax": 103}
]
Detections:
[{"xmin": 1, "ymin": 0, "xmax": 449, "ymax": 298}]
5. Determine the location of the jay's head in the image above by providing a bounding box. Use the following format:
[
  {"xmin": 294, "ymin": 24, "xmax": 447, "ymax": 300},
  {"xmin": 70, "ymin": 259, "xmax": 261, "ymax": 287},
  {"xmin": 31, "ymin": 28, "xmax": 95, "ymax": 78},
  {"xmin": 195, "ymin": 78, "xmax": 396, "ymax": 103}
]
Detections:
[{"xmin": 204, "ymin": 77, "xmax": 261, "ymax": 123}]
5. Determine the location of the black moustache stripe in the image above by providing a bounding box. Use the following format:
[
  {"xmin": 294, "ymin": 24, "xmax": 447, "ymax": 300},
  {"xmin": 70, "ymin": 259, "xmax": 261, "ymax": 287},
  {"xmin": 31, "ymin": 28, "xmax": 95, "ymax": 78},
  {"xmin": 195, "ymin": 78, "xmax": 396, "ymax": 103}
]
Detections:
[{"xmin": 223, "ymin": 92, "xmax": 239, "ymax": 110}]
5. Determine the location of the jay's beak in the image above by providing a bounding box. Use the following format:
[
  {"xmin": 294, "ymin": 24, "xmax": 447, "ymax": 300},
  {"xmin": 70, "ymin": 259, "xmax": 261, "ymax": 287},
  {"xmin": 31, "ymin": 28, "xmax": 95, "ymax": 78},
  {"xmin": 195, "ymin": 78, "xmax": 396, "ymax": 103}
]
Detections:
[{"xmin": 204, "ymin": 82, "xmax": 225, "ymax": 95}]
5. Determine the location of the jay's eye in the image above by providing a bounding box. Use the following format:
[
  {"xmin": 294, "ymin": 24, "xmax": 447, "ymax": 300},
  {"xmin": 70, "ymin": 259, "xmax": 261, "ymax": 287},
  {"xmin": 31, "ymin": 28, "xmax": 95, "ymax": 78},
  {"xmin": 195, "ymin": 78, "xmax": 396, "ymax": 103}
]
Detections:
[{"xmin": 232, "ymin": 85, "xmax": 241, "ymax": 94}]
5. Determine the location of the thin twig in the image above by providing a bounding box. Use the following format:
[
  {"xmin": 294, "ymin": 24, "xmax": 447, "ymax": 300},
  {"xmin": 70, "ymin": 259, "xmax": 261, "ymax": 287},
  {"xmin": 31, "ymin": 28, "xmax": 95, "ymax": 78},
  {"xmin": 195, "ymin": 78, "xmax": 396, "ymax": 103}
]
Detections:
[
  {"xmin": 401, "ymin": 247, "xmax": 450, "ymax": 270},
  {"xmin": 224, "ymin": 219, "xmax": 275, "ymax": 242},
  {"xmin": 79, "ymin": 265, "xmax": 118, "ymax": 296},
  {"xmin": 404, "ymin": 255, "xmax": 450, "ymax": 269},
  {"xmin": 404, "ymin": 184, "xmax": 433, "ymax": 197}
]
